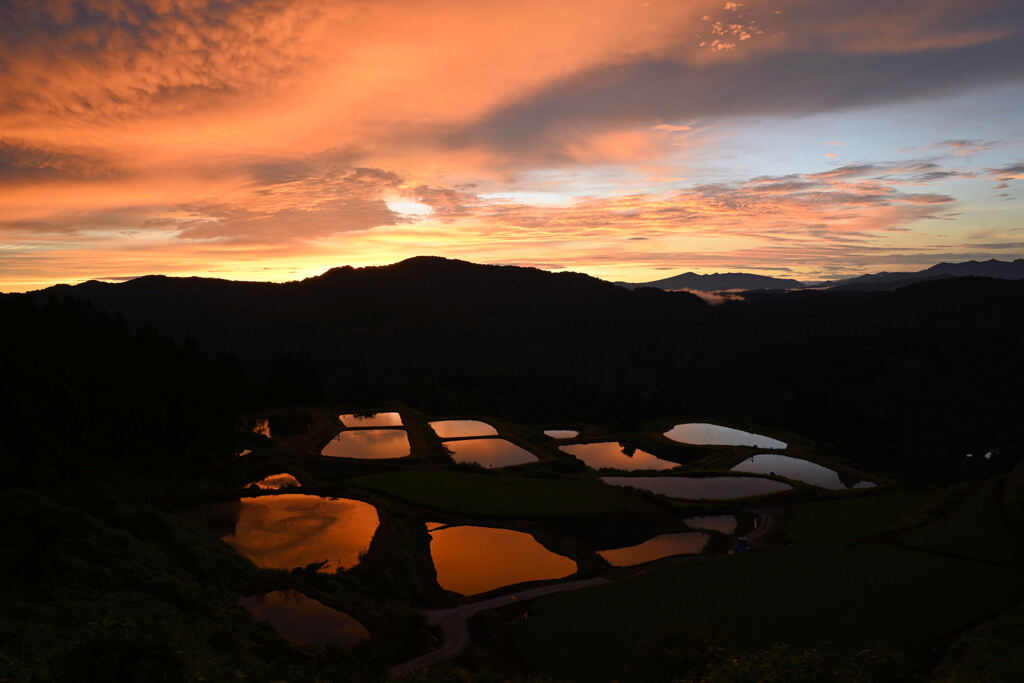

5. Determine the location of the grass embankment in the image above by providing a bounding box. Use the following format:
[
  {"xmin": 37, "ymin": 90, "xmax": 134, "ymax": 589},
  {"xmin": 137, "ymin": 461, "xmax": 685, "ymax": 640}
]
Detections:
[
  {"xmin": 0, "ymin": 487, "xmax": 429, "ymax": 681},
  {"xmin": 900, "ymin": 477, "xmax": 1018, "ymax": 563},
  {"xmin": 783, "ymin": 489, "xmax": 936, "ymax": 543},
  {"xmin": 348, "ymin": 470, "xmax": 637, "ymax": 517},
  {"xmin": 509, "ymin": 543, "xmax": 1024, "ymax": 682}
]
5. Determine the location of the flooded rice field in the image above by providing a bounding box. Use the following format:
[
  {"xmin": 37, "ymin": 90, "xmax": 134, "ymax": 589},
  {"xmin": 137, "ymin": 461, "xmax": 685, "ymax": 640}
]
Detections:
[
  {"xmin": 217, "ymin": 494, "xmax": 379, "ymax": 572},
  {"xmin": 683, "ymin": 514, "xmax": 738, "ymax": 534},
  {"xmin": 239, "ymin": 590, "xmax": 369, "ymax": 647},
  {"xmin": 597, "ymin": 532, "xmax": 708, "ymax": 566},
  {"xmin": 321, "ymin": 429, "xmax": 410, "ymax": 459},
  {"xmin": 602, "ymin": 475, "xmax": 792, "ymax": 499},
  {"xmin": 559, "ymin": 442, "xmax": 678, "ymax": 471},
  {"xmin": 664, "ymin": 423, "xmax": 787, "ymax": 449},
  {"xmin": 247, "ymin": 473, "xmax": 301, "ymax": 490},
  {"xmin": 446, "ymin": 438, "xmax": 538, "ymax": 468},
  {"xmin": 429, "ymin": 420, "xmax": 499, "ymax": 439},
  {"xmin": 731, "ymin": 454, "xmax": 874, "ymax": 489},
  {"xmin": 428, "ymin": 524, "xmax": 576, "ymax": 595},
  {"xmin": 339, "ymin": 412, "xmax": 403, "ymax": 427},
  {"xmin": 544, "ymin": 429, "xmax": 579, "ymax": 439}
]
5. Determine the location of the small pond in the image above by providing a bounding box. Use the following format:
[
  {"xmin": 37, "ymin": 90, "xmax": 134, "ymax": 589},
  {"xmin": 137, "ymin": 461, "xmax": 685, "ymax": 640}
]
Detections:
[
  {"xmin": 240, "ymin": 590, "xmax": 369, "ymax": 647},
  {"xmin": 684, "ymin": 514, "xmax": 738, "ymax": 534},
  {"xmin": 544, "ymin": 429, "xmax": 579, "ymax": 439},
  {"xmin": 560, "ymin": 442, "xmax": 678, "ymax": 471},
  {"xmin": 664, "ymin": 423, "xmax": 787, "ymax": 449},
  {"xmin": 339, "ymin": 412, "xmax": 403, "ymax": 427},
  {"xmin": 428, "ymin": 524, "xmax": 576, "ymax": 595},
  {"xmin": 447, "ymin": 438, "xmax": 538, "ymax": 468},
  {"xmin": 248, "ymin": 473, "xmax": 301, "ymax": 490},
  {"xmin": 602, "ymin": 476, "xmax": 792, "ymax": 500},
  {"xmin": 220, "ymin": 494, "xmax": 379, "ymax": 572},
  {"xmin": 430, "ymin": 420, "xmax": 499, "ymax": 439},
  {"xmin": 731, "ymin": 454, "xmax": 875, "ymax": 490},
  {"xmin": 321, "ymin": 429, "xmax": 410, "ymax": 459},
  {"xmin": 252, "ymin": 418, "xmax": 271, "ymax": 438},
  {"xmin": 597, "ymin": 532, "xmax": 709, "ymax": 567}
]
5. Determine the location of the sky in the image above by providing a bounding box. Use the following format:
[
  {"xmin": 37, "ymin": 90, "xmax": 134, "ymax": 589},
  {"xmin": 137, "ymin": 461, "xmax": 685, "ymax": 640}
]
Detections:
[{"xmin": 2, "ymin": 0, "xmax": 1023, "ymax": 291}]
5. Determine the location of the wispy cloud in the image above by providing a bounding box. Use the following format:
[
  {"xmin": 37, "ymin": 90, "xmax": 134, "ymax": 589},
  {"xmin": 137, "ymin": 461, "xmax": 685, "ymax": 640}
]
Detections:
[{"xmin": 1, "ymin": 0, "xmax": 1022, "ymax": 290}]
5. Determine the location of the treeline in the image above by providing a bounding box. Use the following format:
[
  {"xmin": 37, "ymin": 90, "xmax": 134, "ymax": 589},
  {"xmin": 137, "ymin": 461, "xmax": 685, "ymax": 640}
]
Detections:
[
  {"xmin": 17, "ymin": 257, "xmax": 1024, "ymax": 484},
  {"xmin": 0, "ymin": 294, "xmax": 246, "ymax": 490}
]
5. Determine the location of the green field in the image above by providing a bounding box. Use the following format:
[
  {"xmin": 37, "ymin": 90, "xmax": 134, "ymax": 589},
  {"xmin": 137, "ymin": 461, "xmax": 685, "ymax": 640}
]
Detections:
[
  {"xmin": 510, "ymin": 543, "xmax": 1024, "ymax": 682},
  {"xmin": 782, "ymin": 489, "xmax": 935, "ymax": 543},
  {"xmin": 900, "ymin": 477, "xmax": 1018, "ymax": 563},
  {"xmin": 348, "ymin": 470, "xmax": 638, "ymax": 517}
]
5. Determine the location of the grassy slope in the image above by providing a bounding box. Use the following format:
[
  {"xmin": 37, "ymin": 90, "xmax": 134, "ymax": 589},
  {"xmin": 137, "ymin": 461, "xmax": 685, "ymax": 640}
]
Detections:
[
  {"xmin": 509, "ymin": 543, "xmax": 1024, "ymax": 682},
  {"xmin": 348, "ymin": 470, "xmax": 637, "ymax": 517},
  {"xmin": 900, "ymin": 477, "xmax": 1019, "ymax": 563},
  {"xmin": 782, "ymin": 489, "xmax": 935, "ymax": 543},
  {"xmin": 0, "ymin": 489, "xmax": 278, "ymax": 681}
]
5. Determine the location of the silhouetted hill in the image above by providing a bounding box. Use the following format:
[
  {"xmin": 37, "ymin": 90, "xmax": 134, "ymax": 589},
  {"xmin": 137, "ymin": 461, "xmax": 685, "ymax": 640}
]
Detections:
[
  {"xmin": 615, "ymin": 271, "xmax": 802, "ymax": 291},
  {"xmin": 11, "ymin": 258, "xmax": 1023, "ymax": 482},
  {"xmin": 37, "ymin": 256, "xmax": 707, "ymax": 353},
  {"xmin": 825, "ymin": 258, "xmax": 1024, "ymax": 291},
  {"xmin": 0, "ymin": 294, "xmax": 244, "ymax": 487}
]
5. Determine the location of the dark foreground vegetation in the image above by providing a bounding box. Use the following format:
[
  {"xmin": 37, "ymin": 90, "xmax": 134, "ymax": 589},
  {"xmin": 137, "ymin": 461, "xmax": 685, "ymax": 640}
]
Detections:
[{"xmin": 1, "ymin": 257, "xmax": 1022, "ymax": 681}]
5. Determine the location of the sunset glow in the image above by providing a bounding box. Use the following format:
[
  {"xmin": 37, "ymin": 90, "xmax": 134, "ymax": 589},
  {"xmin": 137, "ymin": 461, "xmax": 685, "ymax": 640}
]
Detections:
[{"xmin": 3, "ymin": 0, "xmax": 1022, "ymax": 291}]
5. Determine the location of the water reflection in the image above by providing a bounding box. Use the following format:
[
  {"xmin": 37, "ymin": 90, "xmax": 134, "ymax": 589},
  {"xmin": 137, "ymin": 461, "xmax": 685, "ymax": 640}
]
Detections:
[
  {"xmin": 248, "ymin": 473, "xmax": 301, "ymax": 490},
  {"xmin": 321, "ymin": 429, "xmax": 410, "ymax": 459},
  {"xmin": 240, "ymin": 590, "xmax": 369, "ymax": 647},
  {"xmin": 560, "ymin": 442, "xmax": 677, "ymax": 471},
  {"xmin": 221, "ymin": 494, "xmax": 379, "ymax": 572},
  {"xmin": 430, "ymin": 420, "xmax": 498, "ymax": 439},
  {"xmin": 597, "ymin": 532, "xmax": 708, "ymax": 566},
  {"xmin": 447, "ymin": 438, "xmax": 538, "ymax": 468},
  {"xmin": 664, "ymin": 423, "xmax": 787, "ymax": 449},
  {"xmin": 544, "ymin": 429, "xmax": 579, "ymax": 439},
  {"xmin": 684, "ymin": 515, "xmax": 738, "ymax": 534},
  {"xmin": 602, "ymin": 476, "xmax": 792, "ymax": 499},
  {"xmin": 731, "ymin": 454, "xmax": 874, "ymax": 490},
  {"xmin": 428, "ymin": 525, "xmax": 576, "ymax": 595},
  {"xmin": 252, "ymin": 418, "xmax": 271, "ymax": 438},
  {"xmin": 339, "ymin": 412, "xmax": 403, "ymax": 427}
]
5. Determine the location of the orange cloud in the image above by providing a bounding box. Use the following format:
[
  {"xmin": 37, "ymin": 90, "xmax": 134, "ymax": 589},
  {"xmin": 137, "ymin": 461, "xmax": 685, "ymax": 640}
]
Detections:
[{"xmin": 1, "ymin": 0, "xmax": 1022, "ymax": 291}]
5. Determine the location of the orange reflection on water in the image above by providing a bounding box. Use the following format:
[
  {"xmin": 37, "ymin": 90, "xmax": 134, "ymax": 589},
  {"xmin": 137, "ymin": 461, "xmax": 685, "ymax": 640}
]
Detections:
[
  {"xmin": 223, "ymin": 494, "xmax": 379, "ymax": 572},
  {"xmin": 684, "ymin": 515, "xmax": 738, "ymax": 534},
  {"xmin": 321, "ymin": 429, "xmax": 410, "ymax": 459},
  {"xmin": 429, "ymin": 420, "xmax": 498, "ymax": 439},
  {"xmin": 447, "ymin": 438, "xmax": 538, "ymax": 468},
  {"xmin": 559, "ymin": 442, "xmax": 678, "ymax": 471},
  {"xmin": 248, "ymin": 473, "xmax": 301, "ymax": 490},
  {"xmin": 240, "ymin": 590, "xmax": 369, "ymax": 647},
  {"xmin": 428, "ymin": 525, "xmax": 576, "ymax": 595},
  {"xmin": 339, "ymin": 412, "xmax": 404, "ymax": 427},
  {"xmin": 597, "ymin": 532, "xmax": 708, "ymax": 567},
  {"xmin": 252, "ymin": 418, "xmax": 271, "ymax": 438}
]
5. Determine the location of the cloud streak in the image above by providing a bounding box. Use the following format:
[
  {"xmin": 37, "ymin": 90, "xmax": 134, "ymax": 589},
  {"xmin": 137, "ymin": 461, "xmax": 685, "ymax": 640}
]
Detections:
[{"xmin": 0, "ymin": 0, "xmax": 1022, "ymax": 290}]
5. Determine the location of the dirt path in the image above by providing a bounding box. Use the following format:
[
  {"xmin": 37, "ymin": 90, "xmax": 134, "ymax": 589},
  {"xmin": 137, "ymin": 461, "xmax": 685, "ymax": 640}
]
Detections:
[
  {"xmin": 744, "ymin": 508, "xmax": 780, "ymax": 547},
  {"xmin": 390, "ymin": 510, "xmax": 782, "ymax": 677},
  {"xmin": 389, "ymin": 577, "xmax": 610, "ymax": 678}
]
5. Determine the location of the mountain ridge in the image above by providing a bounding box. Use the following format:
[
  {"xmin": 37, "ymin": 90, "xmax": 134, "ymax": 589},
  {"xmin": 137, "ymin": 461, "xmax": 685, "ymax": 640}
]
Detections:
[
  {"xmin": 615, "ymin": 271, "xmax": 802, "ymax": 292},
  {"xmin": 613, "ymin": 258, "xmax": 1024, "ymax": 292}
]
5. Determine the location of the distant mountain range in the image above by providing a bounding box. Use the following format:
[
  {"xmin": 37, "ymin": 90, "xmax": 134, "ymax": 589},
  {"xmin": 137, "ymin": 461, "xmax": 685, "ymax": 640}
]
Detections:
[
  {"xmin": 821, "ymin": 259, "xmax": 1024, "ymax": 292},
  {"xmin": 9, "ymin": 254, "xmax": 1024, "ymax": 463},
  {"xmin": 615, "ymin": 259, "xmax": 1024, "ymax": 292},
  {"xmin": 615, "ymin": 272, "xmax": 803, "ymax": 292}
]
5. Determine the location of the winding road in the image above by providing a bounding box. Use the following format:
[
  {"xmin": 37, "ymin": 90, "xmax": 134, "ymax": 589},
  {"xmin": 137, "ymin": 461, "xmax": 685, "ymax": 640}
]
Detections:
[
  {"xmin": 389, "ymin": 509, "xmax": 779, "ymax": 678},
  {"xmin": 389, "ymin": 576, "xmax": 610, "ymax": 678}
]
